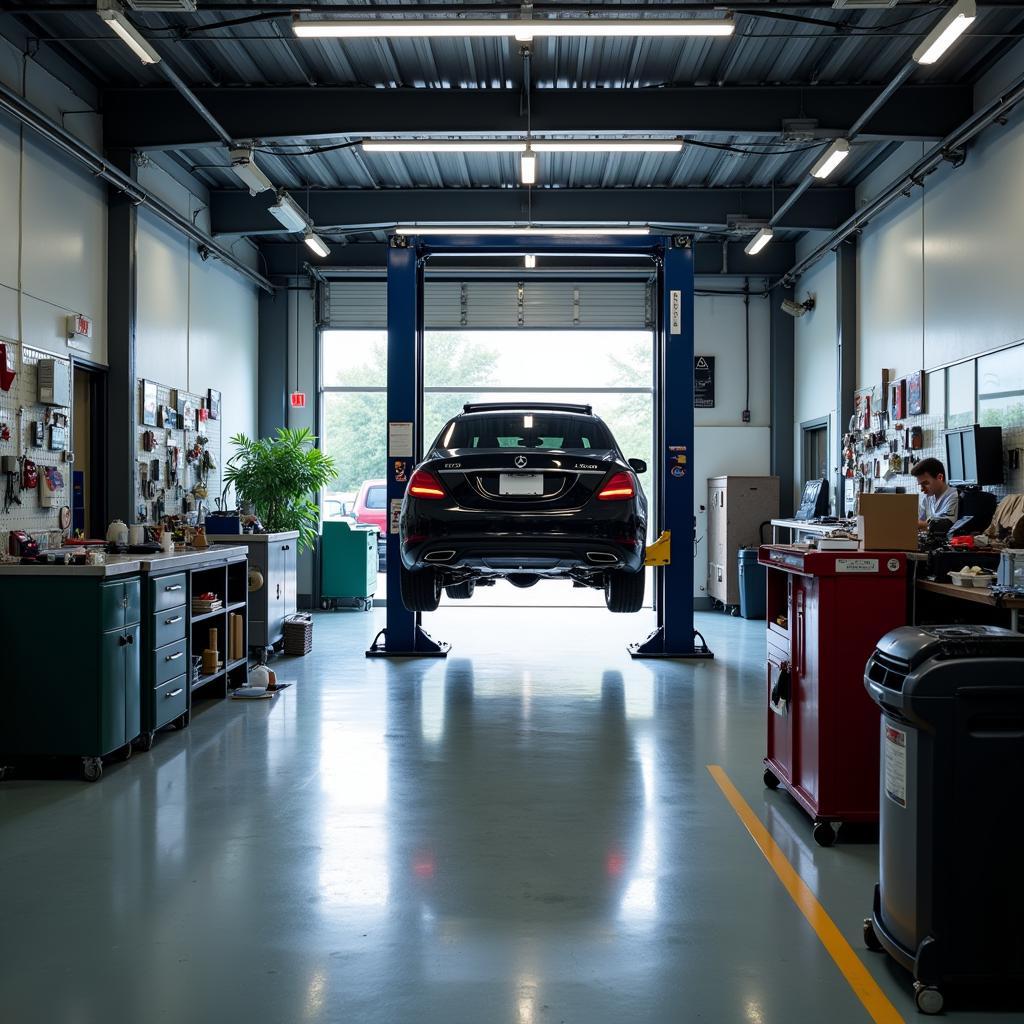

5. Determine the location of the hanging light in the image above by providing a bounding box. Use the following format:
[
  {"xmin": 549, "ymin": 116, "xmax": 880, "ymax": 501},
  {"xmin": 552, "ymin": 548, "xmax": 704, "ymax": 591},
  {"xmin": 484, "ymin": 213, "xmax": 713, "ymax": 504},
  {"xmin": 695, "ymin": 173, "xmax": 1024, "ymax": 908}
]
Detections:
[
  {"xmin": 809, "ymin": 139, "xmax": 851, "ymax": 180},
  {"xmin": 913, "ymin": 0, "xmax": 976, "ymax": 65},
  {"xmin": 524, "ymin": 254, "xmax": 537, "ymax": 268},
  {"xmin": 520, "ymin": 147, "xmax": 537, "ymax": 185},
  {"xmin": 744, "ymin": 227, "xmax": 773, "ymax": 255}
]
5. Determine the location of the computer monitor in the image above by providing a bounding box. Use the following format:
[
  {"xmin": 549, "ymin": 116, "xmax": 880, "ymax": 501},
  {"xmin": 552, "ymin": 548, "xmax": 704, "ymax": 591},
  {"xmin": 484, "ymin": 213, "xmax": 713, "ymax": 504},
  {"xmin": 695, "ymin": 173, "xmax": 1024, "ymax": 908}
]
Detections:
[
  {"xmin": 795, "ymin": 478, "xmax": 830, "ymax": 520},
  {"xmin": 943, "ymin": 425, "xmax": 1003, "ymax": 486}
]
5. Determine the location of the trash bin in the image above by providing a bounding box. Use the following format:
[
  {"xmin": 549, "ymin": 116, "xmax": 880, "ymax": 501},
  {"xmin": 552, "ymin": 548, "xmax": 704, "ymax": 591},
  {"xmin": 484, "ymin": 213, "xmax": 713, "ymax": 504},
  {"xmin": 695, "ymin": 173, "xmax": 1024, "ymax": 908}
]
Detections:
[
  {"xmin": 321, "ymin": 520, "xmax": 378, "ymax": 610},
  {"xmin": 862, "ymin": 625, "xmax": 1024, "ymax": 1015},
  {"xmin": 737, "ymin": 547, "xmax": 766, "ymax": 619}
]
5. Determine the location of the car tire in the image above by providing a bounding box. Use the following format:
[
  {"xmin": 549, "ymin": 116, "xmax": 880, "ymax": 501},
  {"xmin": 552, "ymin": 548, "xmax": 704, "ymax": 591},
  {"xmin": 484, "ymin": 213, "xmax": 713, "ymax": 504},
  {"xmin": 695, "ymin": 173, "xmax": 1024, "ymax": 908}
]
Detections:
[
  {"xmin": 400, "ymin": 565, "xmax": 441, "ymax": 612},
  {"xmin": 604, "ymin": 568, "xmax": 645, "ymax": 613},
  {"xmin": 445, "ymin": 581, "xmax": 475, "ymax": 600}
]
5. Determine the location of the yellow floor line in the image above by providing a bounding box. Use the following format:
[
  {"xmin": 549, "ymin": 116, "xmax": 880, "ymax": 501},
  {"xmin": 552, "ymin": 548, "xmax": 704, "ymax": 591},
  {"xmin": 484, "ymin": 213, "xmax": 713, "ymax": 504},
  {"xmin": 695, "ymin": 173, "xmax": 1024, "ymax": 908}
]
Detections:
[{"xmin": 707, "ymin": 764, "xmax": 904, "ymax": 1024}]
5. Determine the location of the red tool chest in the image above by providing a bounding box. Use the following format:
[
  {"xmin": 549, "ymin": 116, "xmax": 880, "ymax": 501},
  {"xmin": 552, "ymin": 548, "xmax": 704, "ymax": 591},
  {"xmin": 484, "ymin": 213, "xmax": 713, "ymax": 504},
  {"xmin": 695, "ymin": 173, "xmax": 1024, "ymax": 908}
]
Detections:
[{"xmin": 757, "ymin": 545, "xmax": 908, "ymax": 846}]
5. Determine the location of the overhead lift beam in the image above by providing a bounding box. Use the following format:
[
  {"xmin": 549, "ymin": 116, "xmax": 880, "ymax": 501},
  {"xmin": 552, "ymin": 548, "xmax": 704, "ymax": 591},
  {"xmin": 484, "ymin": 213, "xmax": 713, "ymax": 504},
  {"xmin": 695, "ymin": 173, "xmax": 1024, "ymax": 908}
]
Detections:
[
  {"xmin": 103, "ymin": 85, "xmax": 973, "ymax": 150},
  {"xmin": 366, "ymin": 232, "xmax": 710, "ymax": 660},
  {"xmin": 212, "ymin": 187, "xmax": 854, "ymax": 235}
]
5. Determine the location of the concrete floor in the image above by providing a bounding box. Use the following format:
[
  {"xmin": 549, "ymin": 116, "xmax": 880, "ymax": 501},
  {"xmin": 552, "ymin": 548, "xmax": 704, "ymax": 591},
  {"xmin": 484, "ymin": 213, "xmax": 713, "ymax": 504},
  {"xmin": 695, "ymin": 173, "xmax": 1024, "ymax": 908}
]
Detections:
[{"xmin": 0, "ymin": 608, "xmax": 1016, "ymax": 1023}]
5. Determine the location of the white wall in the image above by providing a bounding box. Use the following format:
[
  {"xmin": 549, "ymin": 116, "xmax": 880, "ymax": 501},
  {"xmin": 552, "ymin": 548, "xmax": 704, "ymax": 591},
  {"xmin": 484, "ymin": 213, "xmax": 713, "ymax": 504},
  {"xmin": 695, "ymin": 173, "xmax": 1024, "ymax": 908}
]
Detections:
[
  {"xmin": 793, "ymin": 235, "xmax": 838, "ymax": 510},
  {"xmin": 856, "ymin": 42, "xmax": 1024, "ymax": 381},
  {"xmin": 0, "ymin": 39, "xmax": 107, "ymax": 363}
]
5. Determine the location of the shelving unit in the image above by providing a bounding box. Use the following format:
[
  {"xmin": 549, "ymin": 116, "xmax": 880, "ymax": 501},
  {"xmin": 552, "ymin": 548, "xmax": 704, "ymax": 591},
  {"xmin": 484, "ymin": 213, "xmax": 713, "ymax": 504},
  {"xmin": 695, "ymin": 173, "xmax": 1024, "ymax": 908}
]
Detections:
[{"xmin": 189, "ymin": 557, "xmax": 249, "ymax": 698}]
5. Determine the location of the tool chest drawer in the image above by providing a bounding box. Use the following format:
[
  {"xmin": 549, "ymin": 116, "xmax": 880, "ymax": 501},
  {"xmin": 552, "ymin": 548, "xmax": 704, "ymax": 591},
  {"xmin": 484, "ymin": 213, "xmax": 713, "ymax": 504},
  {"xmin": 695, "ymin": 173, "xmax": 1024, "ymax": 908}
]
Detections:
[
  {"xmin": 153, "ymin": 637, "xmax": 188, "ymax": 687},
  {"xmin": 153, "ymin": 676, "xmax": 187, "ymax": 729},
  {"xmin": 152, "ymin": 573, "xmax": 186, "ymax": 612},
  {"xmin": 153, "ymin": 608, "xmax": 187, "ymax": 649}
]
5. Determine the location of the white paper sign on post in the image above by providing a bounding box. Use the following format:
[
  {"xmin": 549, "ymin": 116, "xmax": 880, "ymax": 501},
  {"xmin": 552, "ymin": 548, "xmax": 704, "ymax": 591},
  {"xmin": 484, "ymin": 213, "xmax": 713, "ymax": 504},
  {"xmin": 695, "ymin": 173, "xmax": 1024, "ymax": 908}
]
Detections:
[{"xmin": 388, "ymin": 421, "xmax": 414, "ymax": 458}]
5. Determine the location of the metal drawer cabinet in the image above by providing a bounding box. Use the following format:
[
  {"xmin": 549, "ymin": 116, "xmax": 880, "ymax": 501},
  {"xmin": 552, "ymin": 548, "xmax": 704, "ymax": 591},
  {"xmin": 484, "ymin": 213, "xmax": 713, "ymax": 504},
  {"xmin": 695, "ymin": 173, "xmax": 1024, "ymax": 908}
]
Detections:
[
  {"xmin": 153, "ymin": 676, "xmax": 187, "ymax": 730},
  {"xmin": 152, "ymin": 573, "xmax": 186, "ymax": 612},
  {"xmin": 153, "ymin": 637, "xmax": 188, "ymax": 688},
  {"xmin": 153, "ymin": 608, "xmax": 187, "ymax": 649},
  {"xmin": 102, "ymin": 577, "xmax": 140, "ymax": 632}
]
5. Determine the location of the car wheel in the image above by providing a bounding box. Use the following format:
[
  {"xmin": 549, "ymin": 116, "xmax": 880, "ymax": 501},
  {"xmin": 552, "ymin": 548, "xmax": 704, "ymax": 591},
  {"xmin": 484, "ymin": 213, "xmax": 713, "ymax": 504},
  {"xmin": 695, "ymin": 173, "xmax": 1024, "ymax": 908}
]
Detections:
[
  {"xmin": 445, "ymin": 580, "xmax": 476, "ymax": 600},
  {"xmin": 400, "ymin": 565, "xmax": 441, "ymax": 612},
  {"xmin": 604, "ymin": 568, "xmax": 645, "ymax": 613}
]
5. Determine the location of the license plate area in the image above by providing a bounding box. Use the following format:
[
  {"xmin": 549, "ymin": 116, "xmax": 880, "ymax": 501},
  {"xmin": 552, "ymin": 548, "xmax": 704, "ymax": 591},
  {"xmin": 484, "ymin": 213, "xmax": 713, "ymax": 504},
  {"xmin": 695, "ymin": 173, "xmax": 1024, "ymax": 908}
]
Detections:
[{"xmin": 499, "ymin": 473, "xmax": 544, "ymax": 495}]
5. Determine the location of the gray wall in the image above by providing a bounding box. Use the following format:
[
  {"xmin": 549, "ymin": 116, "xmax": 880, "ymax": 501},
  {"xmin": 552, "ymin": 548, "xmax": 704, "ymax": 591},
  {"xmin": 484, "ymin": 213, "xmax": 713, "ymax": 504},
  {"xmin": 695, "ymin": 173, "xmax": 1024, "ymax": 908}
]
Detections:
[{"xmin": 0, "ymin": 37, "xmax": 107, "ymax": 363}]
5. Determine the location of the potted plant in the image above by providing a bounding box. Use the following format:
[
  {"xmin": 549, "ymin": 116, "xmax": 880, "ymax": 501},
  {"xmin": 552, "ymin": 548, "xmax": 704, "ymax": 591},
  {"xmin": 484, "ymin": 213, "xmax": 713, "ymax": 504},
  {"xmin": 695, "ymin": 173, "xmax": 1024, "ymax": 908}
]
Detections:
[{"xmin": 223, "ymin": 428, "xmax": 337, "ymax": 552}]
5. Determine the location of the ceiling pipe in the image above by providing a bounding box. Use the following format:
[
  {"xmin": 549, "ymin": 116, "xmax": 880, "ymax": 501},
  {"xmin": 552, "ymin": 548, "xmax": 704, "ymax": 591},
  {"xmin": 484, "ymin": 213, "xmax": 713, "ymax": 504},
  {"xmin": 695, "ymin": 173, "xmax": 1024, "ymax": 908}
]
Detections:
[
  {"xmin": 785, "ymin": 64, "xmax": 1024, "ymax": 282},
  {"xmin": 2, "ymin": 2, "xmax": 1014, "ymax": 11},
  {"xmin": 769, "ymin": 62, "xmax": 915, "ymax": 230},
  {"xmin": 0, "ymin": 77, "xmax": 273, "ymax": 292}
]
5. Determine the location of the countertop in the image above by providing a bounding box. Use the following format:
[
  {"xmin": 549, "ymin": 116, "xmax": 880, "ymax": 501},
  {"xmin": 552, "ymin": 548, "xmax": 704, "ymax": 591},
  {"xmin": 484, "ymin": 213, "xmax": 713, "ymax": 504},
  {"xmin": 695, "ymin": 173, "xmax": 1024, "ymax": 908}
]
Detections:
[
  {"xmin": 205, "ymin": 531, "xmax": 299, "ymax": 544},
  {"xmin": 0, "ymin": 544, "xmax": 248, "ymax": 578}
]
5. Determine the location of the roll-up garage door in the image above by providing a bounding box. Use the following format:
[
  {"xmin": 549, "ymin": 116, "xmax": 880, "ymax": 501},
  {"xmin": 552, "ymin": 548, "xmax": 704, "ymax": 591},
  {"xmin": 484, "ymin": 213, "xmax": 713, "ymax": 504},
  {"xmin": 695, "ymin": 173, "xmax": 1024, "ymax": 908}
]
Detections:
[{"xmin": 325, "ymin": 280, "xmax": 652, "ymax": 329}]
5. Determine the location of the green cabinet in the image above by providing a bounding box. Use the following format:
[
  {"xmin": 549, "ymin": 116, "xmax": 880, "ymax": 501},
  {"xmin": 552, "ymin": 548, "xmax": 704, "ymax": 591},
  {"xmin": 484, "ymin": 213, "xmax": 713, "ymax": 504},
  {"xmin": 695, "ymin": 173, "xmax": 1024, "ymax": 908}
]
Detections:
[
  {"xmin": 139, "ymin": 570, "xmax": 190, "ymax": 748},
  {"xmin": 321, "ymin": 521, "xmax": 378, "ymax": 608},
  {"xmin": 0, "ymin": 573, "xmax": 142, "ymax": 781}
]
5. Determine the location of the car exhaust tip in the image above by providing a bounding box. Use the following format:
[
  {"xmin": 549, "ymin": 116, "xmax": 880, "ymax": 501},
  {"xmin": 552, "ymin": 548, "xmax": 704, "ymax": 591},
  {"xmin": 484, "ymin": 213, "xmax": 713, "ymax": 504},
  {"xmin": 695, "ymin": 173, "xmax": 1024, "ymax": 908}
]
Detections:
[
  {"xmin": 587, "ymin": 551, "xmax": 618, "ymax": 564},
  {"xmin": 424, "ymin": 550, "xmax": 455, "ymax": 563}
]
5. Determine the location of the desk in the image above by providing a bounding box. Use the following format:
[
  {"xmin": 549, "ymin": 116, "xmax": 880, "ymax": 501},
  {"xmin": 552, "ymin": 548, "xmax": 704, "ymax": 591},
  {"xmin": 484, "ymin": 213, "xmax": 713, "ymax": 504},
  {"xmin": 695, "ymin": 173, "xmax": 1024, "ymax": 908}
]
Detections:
[
  {"xmin": 916, "ymin": 579, "xmax": 1023, "ymax": 632},
  {"xmin": 770, "ymin": 518, "xmax": 857, "ymax": 542}
]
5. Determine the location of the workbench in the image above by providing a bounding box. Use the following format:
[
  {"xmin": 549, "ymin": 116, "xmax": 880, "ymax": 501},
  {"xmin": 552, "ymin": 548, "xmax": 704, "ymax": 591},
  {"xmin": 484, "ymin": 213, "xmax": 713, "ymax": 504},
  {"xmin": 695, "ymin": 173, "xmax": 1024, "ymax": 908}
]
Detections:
[
  {"xmin": 0, "ymin": 545, "xmax": 248, "ymax": 780},
  {"xmin": 770, "ymin": 518, "xmax": 857, "ymax": 543},
  {"xmin": 916, "ymin": 578, "xmax": 1023, "ymax": 632}
]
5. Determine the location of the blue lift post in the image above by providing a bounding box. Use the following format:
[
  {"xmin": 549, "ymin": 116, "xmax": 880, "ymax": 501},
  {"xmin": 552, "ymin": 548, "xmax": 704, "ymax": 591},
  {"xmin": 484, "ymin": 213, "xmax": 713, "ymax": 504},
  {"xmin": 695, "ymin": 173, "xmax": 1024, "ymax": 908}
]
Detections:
[{"xmin": 367, "ymin": 232, "xmax": 711, "ymax": 660}]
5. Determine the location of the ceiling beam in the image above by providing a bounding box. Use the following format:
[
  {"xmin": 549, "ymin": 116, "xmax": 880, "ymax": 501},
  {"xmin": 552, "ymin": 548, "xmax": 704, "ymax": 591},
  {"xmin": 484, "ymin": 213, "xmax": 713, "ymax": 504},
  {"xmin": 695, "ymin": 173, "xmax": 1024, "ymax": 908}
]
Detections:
[
  {"xmin": 260, "ymin": 240, "xmax": 797, "ymax": 278},
  {"xmin": 211, "ymin": 186, "xmax": 854, "ymax": 234},
  {"xmin": 103, "ymin": 85, "xmax": 973, "ymax": 151}
]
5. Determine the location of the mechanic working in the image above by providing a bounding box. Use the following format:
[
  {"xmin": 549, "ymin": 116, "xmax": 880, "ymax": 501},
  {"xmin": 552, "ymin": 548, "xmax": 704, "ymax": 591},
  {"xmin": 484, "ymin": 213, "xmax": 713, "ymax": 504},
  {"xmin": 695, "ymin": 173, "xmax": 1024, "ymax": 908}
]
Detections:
[{"xmin": 912, "ymin": 456, "xmax": 959, "ymax": 528}]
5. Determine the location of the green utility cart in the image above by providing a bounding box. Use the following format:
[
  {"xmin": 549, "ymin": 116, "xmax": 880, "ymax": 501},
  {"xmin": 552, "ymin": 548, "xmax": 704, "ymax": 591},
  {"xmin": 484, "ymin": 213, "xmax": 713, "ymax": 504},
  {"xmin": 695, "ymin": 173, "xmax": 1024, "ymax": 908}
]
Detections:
[
  {"xmin": 0, "ymin": 570, "xmax": 142, "ymax": 781},
  {"xmin": 321, "ymin": 520, "xmax": 378, "ymax": 611}
]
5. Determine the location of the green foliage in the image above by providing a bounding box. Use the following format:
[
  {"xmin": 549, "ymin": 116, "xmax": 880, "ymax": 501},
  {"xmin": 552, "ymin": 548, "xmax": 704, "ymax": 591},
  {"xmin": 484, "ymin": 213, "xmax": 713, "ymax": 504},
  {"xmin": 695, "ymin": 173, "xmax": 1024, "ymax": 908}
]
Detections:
[
  {"xmin": 223, "ymin": 428, "xmax": 337, "ymax": 552},
  {"xmin": 322, "ymin": 332, "xmax": 499, "ymax": 491}
]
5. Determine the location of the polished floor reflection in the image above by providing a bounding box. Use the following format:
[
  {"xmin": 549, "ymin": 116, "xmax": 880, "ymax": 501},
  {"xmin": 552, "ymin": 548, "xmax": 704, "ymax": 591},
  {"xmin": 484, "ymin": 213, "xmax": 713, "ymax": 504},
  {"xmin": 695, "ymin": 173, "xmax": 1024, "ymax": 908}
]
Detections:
[{"xmin": 0, "ymin": 609, "xmax": 1014, "ymax": 1022}]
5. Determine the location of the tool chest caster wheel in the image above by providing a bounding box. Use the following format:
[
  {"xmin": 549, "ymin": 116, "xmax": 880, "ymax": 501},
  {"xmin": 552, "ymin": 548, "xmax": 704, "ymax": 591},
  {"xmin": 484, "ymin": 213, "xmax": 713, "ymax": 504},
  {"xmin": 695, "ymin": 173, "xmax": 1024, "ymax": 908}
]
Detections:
[
  {"xmin": 117, "ymin": 742, "xmax": 133, "ymax": 761},
  {"xmin": 763, "ymin": 768, "xmax": 780, "ymax": 790},
  {"xmin": 914, "ymin": 982, "xmax": 944, "ymax": 1015},
  {"xmin": 135, "ymin": 731, "xmax": 155, "ymax": 752},
  {"xmin": 812, "ymin": 821, "xmax": 836, "ymax": 847},
  {"xmin": 81, "ymin": 757, "xmax": 103, "ymax": 783},
  {"xmin": 175, "ymin": 710, "xmax": 191, "ymax": 730},
  {"xmin": 863, "ymin": 918, "xmax": 883, "ymax": 952}
]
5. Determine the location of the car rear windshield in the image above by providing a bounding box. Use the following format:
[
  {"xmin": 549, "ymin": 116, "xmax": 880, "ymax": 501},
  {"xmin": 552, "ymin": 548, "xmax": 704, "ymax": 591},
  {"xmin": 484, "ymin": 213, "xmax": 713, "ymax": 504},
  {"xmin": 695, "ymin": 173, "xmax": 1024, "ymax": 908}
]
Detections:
[
  {"xmin": 434, "ymin": 412, "xmax": 615, "ymax": 452},
  {"xmin": 365, "ymin": 486, "xmax": 386, "ymax": 509}
]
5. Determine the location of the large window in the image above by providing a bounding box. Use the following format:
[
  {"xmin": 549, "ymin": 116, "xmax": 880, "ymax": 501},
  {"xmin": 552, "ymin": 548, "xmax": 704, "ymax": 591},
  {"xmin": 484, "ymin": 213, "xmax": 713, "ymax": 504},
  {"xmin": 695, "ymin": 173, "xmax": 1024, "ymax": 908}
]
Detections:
[{"xmin": 320, "ymin": 328, "xmax": 655, "ymax": 604}]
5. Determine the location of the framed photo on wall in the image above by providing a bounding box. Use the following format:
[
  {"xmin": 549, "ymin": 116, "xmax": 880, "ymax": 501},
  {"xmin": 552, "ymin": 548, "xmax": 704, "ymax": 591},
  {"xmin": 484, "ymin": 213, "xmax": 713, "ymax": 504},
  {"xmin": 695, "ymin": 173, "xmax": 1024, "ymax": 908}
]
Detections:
[
  {"xmin": 141, "ymin": 379, "xmax": 158, "ymax": 427},
  {"xmin": 207, "ymin": 388, "xmax": 221, "ymax": 421},
  {"xmin": 889, "ymin": 379, "xmax": 906, "ymax": 421},
  {"xmin": 906, "ymin": 370, "xmax": 925, "ymax": 415}
]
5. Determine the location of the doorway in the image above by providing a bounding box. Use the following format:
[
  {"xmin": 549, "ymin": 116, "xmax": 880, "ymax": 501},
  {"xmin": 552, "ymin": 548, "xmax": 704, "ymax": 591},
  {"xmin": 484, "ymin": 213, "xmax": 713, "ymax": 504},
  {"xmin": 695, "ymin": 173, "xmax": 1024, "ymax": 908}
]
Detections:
[
  {"xmin": 72, "ymin": 362, "xmax": 107, "ymax": 537},
  {"xmin": 800, "ymin": 417, "xmax": 830, "ymax": 493}
]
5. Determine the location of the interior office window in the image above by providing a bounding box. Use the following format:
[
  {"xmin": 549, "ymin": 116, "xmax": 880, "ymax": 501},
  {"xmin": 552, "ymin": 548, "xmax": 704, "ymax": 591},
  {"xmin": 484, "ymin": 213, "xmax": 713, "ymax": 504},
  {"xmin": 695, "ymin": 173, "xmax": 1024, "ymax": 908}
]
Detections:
[
  {"xmin": 926, "ymin": 369, "xmax": 945, "ymax": 423},
  {"xmin": 946, "ymin": 360, "xmax": 976, "ymax": 428},
  {"xmin": 801, "ymin": 422, "xmax": 829, "ymax": 486},
  {"xmin": 978, "ymin": 344, "xmax": 1024, "ymax": 426}
]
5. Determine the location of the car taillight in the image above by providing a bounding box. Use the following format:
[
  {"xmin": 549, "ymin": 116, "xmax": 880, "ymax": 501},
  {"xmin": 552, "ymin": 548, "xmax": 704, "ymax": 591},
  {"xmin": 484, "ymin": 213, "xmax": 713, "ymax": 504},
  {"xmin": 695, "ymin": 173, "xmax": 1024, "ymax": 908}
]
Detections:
[
  {"xmin": 597, "ymin": 471, "xmax": 635, "ymax": 501},
  {"xmin": 407, "ymin": 469, "xmax": 446, "ymax": 500}
]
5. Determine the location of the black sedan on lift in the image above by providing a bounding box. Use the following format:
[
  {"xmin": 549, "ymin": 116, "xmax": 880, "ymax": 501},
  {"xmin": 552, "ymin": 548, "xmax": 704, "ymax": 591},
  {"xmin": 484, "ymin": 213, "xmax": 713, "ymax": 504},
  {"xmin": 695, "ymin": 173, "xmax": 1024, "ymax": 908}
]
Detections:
[{"xmin": 398, "ymin": 403, "xmax": 648, "ymax": 613}]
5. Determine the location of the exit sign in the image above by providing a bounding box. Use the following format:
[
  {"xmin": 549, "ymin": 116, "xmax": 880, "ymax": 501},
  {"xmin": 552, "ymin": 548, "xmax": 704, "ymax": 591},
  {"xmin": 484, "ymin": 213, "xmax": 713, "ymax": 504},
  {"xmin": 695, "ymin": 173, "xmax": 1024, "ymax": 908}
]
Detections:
[{"xmin": 290, "ymin": 392, "xmax": 306, "ymax": 408}]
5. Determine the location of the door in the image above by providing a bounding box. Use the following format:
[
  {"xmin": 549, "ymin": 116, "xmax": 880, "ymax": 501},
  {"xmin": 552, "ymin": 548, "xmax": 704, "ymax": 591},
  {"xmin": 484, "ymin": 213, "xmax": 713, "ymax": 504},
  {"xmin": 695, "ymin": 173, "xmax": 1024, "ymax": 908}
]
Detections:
[
  {"xmin": 266, "ymin": 542, "xmax": 286, "ymax": 645},
  {"xmin": 100, "ymin": 629, "xmax": 128, "ymax": 754},
  {"xmin": 72, "ymin": 362, "xmax": 107, "ymax": 536},
  {"xmin": 793, "ymin": 576, "xmax": 821, "ymax": 806},
  {"xmin": 281, "ymin": 539, "xmax": 297, "ymax": 616},
  {"xmin": 123, "ymin": 624, "xmax": 140, "ymax": 743}
]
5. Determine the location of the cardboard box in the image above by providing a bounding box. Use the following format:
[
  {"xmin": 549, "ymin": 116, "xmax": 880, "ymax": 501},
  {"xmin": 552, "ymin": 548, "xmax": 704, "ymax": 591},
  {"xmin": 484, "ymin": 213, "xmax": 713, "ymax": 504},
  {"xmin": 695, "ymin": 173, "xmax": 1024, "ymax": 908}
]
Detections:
[{"xmin": 857, "ymin": 493, "xmax": 919, "ymax": 551}]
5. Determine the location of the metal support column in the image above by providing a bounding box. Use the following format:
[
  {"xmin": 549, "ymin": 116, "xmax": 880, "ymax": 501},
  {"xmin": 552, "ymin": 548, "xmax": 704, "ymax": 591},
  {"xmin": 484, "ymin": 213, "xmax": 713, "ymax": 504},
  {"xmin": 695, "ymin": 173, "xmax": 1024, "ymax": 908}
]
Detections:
[
  {"xmin": 105, "ymin": 148, "xmax": 137, "ymax": 524},
  {"xmin": 629, "ymin": 238, "xmax": 712, "ymax": 659},
  {"xmin": 367, "ymin": 239, "xmax": 450, "ymax": 657},
  {"xmin": 258, "ymin": 287, "xmax": 289, "ymax": 438},
  {"xmin": 771, "ymin": 282, "xmax": 797, "ymax": 517},
  {"xmin": 835, "ymin": 239, "xmax": 857, "ymax": 515}
]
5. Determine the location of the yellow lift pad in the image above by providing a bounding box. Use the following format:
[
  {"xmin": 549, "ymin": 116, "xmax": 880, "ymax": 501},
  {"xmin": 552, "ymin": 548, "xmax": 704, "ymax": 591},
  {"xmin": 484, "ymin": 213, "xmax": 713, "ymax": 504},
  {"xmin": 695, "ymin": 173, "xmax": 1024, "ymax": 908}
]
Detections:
[{"xmin": 644, "ymin": 530, "xmax": 671, "ymax": 566}]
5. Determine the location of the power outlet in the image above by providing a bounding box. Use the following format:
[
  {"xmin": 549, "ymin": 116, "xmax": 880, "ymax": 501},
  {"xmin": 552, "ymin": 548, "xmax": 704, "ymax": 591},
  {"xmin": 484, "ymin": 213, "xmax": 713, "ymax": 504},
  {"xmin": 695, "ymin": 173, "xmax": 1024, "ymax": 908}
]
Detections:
[{"xmin": 742, "ymin": 409, "xmax": 751, "ymax": 423}]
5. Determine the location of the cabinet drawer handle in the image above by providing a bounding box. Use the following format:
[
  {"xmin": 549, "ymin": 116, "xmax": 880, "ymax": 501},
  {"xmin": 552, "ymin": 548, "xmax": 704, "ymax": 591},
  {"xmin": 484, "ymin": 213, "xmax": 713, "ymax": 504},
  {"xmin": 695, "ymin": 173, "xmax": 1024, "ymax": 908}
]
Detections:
[
  {"xmin": 281, "ymin": 544, "xmax": 290, "ymax": 551},
  {"xmin": 165, "ymin": 584, "xmax": 183, "ymax": 592},
  {"xmin": 165, "ymin": 615, "xmax": 183, "ymax": 625},
  {"xmin": 166, "ymin": 651, "xmax": 184, "ymax": 661},
  {"xmin": 166, "ymin": 688, "xmax": 183, "ymax": 699},
  {"xmin": 126, "ymin": 634, "xmax": 135, "ymax": 645}
]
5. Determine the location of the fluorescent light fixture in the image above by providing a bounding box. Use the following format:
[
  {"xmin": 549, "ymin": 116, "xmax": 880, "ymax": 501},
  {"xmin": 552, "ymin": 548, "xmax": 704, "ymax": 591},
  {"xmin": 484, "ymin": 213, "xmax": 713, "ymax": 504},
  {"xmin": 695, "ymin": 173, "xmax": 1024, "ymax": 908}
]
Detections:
[
  {"xmin": 268, "ymin": 192, "xmax": 309, "ymax": 233},
  {"xmin": 520, "ymin": 148, "xmax": 537, "ymax": 185},
  {"xmin": 809, "ymin": 138, "xmax": 851, "ymax": 180},
  {"xmin": 744, "ymin": 227, "xmax": 773, "ymax": 255},
  {"xmin": 293, "ymin": 16, "xmax": 735, "ymax": 39},
  {"xmin": 229, "ymin": 148, "xmax": 274, "ymax": 195},
  {"xmin": 524, "ymin": 255, "xmax": 536, "ymax": 269},
  {"xmin": 303, "ymin": 230, "xmax": 331, "ymax": 258},
  {"xmin": 362, "ymin": 140, "xmax": 528, "ymax": 153},
  {"xmin": 523, "ymin": 414, "xmax": 534, "ymax": 426},
  {"xmin": 394, "ymin": 226, "xmax": 651, "ymax": 236},
  {"xmin": 96, "ymin": 0, "xmax": 161, "ymax": 64},
  {"xmin": 913, "ymin": 0, "xmax": 976, "ymax": 65},
  {"xmin": 531, "ymin": 139, "xmax": 683, "ymax": 153}
]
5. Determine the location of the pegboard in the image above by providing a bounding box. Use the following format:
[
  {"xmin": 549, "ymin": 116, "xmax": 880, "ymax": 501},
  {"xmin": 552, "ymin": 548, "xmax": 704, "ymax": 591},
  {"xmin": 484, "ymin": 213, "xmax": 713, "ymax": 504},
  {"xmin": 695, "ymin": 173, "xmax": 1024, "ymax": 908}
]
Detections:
[
  {"xmin": 0, "ymin": 338, "xmax": 72, "ymax": 552},
  {"xmin": 133, "ymin": 380, "xmax": 222, "ymax": 524},
  {"xmin": 844, "ymin": 370, "xmax": 1024, "ymax": 516}
]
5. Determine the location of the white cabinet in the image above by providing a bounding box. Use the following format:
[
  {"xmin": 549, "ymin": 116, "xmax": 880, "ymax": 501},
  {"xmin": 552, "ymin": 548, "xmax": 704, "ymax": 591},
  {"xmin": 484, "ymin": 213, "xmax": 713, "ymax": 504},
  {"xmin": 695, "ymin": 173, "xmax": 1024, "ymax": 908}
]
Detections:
[{"xmin": 707, "ymin": 476, "xmax": 779, "ymax": 608}]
